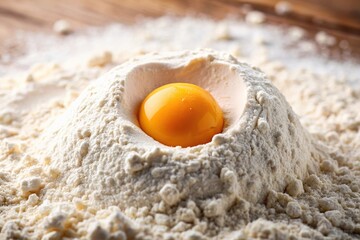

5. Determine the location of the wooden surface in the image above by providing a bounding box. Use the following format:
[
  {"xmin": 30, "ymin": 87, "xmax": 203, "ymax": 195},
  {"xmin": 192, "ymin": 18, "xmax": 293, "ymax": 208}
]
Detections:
[{"xmin": 0, "ymin": 0, "xmax": 360, "ymax": 56}]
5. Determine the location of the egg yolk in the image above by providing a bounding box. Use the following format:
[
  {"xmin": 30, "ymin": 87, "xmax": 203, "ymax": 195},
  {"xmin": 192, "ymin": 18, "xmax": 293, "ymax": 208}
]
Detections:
[{"xmin": 138, "ymin": 83, "xmax": 224, "ymax": 147}]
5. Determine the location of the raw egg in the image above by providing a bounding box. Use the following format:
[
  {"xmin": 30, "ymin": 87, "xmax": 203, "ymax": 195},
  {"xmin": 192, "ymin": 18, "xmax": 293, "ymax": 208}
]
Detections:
[{"xmin": 138, "ymin": 83, "xmax": 224, "ymax": 147}]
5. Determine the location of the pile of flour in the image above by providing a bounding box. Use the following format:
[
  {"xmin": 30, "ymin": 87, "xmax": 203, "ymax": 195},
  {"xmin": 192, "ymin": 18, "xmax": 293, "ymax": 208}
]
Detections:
[{"xmin": 1, "ymin": 14, "xmax": 360, "ymax": 240}]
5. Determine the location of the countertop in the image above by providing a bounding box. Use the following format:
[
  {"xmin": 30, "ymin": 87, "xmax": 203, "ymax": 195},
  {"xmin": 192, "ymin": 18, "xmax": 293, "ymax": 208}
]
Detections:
[{"xmin": 0, "ymin": 0, "xmax": 359, "ymax": 57}]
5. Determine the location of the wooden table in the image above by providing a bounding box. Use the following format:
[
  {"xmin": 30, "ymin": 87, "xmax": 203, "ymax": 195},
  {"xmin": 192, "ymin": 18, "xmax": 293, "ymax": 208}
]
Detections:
[{"xmin": 0, "ymin": 0, "xmax": 360, "ymax": 56}]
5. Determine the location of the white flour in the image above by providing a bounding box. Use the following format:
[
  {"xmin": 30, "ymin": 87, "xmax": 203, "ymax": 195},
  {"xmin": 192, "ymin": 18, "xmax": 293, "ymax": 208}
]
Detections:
[{"xmin": 0, "ymin": 15, "xmax": 360, "ymax": 240}]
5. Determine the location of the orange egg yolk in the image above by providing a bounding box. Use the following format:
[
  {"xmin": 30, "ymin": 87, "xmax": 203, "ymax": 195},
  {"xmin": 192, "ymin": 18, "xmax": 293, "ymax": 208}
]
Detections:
[{"xmin": 138, "ymin": 83, "xmax": 224, "ymax": 147}]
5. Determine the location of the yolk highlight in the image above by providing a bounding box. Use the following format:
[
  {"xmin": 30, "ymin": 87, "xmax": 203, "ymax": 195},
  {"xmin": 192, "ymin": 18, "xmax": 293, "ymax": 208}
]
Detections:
[{"xmin": 138, "ymin": 83, "xmax": 224, "ymax": 147}]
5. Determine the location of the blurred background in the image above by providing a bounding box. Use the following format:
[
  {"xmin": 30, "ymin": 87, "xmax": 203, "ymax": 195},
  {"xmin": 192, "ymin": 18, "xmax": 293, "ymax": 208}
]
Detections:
[{"xmin": 0, "ymin": 0, "xmax": 359, "ymax": 55}]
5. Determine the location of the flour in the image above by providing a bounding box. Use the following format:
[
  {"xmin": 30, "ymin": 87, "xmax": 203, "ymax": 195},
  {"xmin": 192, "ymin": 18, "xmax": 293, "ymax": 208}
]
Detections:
[
  {"xmin": 35, "ymin": 50, "xmax": 317, "ymax": 213},
  {"xmin": 53, "ymin": 20, "xmax": 73, "ymax": 36},
  {"xmin": 274, "ymin": 1, "xmax": 292, "ymax": 15},
  {"xmin": 0, "ymin": 15, "xmax": 360, "ymax": 240},
  {"xmin": 315, "ymin": 31, "xmax": 337, "ymax": 46}
]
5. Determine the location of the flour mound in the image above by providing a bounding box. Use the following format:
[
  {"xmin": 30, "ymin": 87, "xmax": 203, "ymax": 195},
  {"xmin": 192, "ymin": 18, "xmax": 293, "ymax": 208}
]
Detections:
[{"xmin": 38, "ymin": 50, "xmax": 317, "ymax": 216}]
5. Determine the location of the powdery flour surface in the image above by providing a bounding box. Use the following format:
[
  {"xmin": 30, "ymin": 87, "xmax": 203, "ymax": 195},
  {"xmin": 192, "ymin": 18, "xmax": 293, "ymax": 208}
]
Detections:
[{"xmin": 0, "ymin": 15, "xmax": 360, "ymax": 240}]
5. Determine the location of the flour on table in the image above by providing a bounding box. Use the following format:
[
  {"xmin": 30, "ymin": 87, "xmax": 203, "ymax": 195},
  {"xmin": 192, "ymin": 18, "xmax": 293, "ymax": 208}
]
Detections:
[{"xmin": 0, "ymin": 14, "xmax": 360, "ymax": 240}]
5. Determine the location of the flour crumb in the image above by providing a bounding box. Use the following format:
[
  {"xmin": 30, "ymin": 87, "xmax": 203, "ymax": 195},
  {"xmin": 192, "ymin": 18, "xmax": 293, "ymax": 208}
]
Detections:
[
  {"xmin": 21, "ymin": 177, "xmax": 43, "ymax": 195},
  {"xmin": 305, "ymin": 174, "xmax": 322, "ymax": 189},
  {"xmin": 286, "ymin": 201, "xmax": 302, "ymax": 218},
  {"xmin": 275, "ymin": 1, "xmax": 292, "ymax": 15},
  {"xmin": 53, "ymin": 19, "xmax": 72, "ymax": 35},
  {"xmin": 315, "ymin": 31, "xmax": 336, "ymax": 46},
  {"xmin": 125, "ymin": 153, "xmax": 144, "ymax": 174},
  {"xmin": 288, "ymin": 26, "xmax": 306, "ymax": 41},
  {"xmin": 286, "ymin": 179, "xmax": 304, "ymax": 197},
  {"xmin": 320, "ymin": 160, "xmax": 337, "ymax": 173},
  {"xmin": 214, "ymin": 24, "xmax": 232, "ymax": 41},
  {"xmin": 245, "ymin": 11, "xmax": 266, "ymax": 24},
  {"xmin": 160, "ymin": 183, "xmax": 181, "ymax": 206}
]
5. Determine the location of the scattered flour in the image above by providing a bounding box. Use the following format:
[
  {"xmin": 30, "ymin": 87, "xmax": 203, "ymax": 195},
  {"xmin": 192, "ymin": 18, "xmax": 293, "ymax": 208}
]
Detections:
[{"xmin": 0, "ymin": 14, "xmax": 359, "ymax": 240}]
